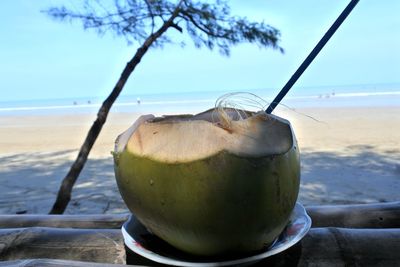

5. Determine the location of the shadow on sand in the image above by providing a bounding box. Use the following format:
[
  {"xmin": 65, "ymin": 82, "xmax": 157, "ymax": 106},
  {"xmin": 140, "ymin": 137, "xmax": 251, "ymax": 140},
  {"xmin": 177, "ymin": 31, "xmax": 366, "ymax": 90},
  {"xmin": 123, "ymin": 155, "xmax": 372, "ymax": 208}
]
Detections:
[
  {"xmin": 299, "ymin": 145, "xmax": 400, "ymax": 205},
  {"xmin": 0, "ymin": 150, "xmax": 126, "ymax": 214},
  {"xmin": 0, "ymin": 145, "xmax": 398, "ymax": 214}
]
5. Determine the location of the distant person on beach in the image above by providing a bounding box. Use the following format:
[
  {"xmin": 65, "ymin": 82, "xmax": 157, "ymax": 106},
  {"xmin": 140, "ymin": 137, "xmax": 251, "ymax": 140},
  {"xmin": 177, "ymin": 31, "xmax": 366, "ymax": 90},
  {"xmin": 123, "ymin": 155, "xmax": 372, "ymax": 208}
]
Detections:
[{"xmin": 137, "ymin": 97, "xmax": 141, "ymax": 105}]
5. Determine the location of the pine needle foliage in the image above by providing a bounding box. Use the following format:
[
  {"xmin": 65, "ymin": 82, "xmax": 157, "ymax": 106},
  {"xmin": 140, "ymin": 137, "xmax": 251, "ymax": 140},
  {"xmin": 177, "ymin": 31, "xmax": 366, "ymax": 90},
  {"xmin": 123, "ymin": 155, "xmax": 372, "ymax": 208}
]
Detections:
[{"xmin": 45, "ymin": 0, "xmax": 283, "ymax": 55}]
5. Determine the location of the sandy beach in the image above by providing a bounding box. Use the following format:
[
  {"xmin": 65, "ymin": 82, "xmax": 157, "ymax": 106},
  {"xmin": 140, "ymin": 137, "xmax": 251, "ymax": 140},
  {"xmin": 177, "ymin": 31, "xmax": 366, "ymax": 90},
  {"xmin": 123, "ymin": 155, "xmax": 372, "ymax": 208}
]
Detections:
[{"xmin": 0, "ymin": 106, "xmax": 399, "ymax": 214}]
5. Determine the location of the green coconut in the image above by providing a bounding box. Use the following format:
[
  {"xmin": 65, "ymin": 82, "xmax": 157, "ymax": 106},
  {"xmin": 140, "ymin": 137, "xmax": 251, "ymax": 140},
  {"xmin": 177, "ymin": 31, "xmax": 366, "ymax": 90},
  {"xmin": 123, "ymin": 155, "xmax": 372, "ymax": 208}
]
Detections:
[{"xmin": 113, "ymin": 108, "xmax": 300, "ymax": 256}]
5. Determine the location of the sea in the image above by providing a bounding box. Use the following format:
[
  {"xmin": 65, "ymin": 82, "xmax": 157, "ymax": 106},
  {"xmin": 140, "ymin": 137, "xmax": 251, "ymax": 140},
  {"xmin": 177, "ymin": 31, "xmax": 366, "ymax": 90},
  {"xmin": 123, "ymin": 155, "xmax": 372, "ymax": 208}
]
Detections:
[{"xmin": 1, "ymin": 83, "xmax": 399, "ymax": 117}]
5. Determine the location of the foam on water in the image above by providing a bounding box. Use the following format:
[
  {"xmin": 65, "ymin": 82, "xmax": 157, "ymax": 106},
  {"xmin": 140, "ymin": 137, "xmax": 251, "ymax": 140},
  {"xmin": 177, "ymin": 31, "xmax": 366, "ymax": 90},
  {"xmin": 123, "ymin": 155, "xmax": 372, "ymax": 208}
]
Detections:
[{"xmin": 1, "ymin": 85, "xmax": 399, "ymax": 116}]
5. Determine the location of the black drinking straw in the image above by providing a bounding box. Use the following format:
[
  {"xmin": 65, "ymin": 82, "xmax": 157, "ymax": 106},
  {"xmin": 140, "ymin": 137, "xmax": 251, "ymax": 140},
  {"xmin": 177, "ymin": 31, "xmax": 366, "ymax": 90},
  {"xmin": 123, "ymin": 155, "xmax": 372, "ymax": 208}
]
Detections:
[{"xmin": 266, "ymin": 0, "xmax": 360, "ymax": 114}]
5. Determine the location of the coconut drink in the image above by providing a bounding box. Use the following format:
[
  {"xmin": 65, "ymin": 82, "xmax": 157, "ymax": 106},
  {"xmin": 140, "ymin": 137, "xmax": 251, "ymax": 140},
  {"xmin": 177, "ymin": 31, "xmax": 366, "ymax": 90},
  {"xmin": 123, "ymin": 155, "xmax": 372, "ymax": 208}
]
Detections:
[{"xmin": 113, "ymin": 102, "xmax": 300, "ymax": 256}]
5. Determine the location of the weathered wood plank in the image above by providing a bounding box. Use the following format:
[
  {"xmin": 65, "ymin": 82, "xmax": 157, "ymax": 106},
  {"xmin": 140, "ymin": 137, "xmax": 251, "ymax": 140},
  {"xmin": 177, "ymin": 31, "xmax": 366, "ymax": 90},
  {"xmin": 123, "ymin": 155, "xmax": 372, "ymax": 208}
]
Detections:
[
  {"xmin": 0, "ymin": 259, "xmax": 134, "ymax": 267},
  {"xmin": 124, "ymin": 228, "xmax": 400, "ymax": 266},
  {"xmin": 1, "ymin": 202, "xmax": 399, "ymax": 229},
  {"xmin": 307, "ymin": 201, "xmax": 400, "ymax": 228},
  {"xmin": 256, "ymin": 228, "xmax": 400, "ymax": 267},
  {"xmin": 0, "ymin": 227, "xmax": 125, "ymax": 264},
  {"xmin": 1, "ymin": 227, "xmax": 400, "ymax": 266},
  {"xmin": 0, "ymin": 214, "xmax": 129, "ymax": 229}
]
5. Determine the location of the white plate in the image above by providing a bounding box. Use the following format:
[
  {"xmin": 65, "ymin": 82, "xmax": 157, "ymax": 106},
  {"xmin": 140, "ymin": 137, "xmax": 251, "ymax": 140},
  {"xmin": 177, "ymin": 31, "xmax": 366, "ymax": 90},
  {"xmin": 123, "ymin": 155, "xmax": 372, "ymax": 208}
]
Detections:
[{"xmin": 122, "ymin": 203, "xmax": 311, "ymax": 267}]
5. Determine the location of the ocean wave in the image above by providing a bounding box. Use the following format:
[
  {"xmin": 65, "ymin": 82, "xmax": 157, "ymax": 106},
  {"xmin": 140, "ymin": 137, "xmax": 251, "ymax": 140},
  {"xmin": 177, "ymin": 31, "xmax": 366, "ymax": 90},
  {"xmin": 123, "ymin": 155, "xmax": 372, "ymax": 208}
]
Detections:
[
  {"xmin": 0, "ymin": 98, "xmax": 218, "ymax": 113},
  {"xmin": 334, "ymin": 91, "xmax": 400, "ymax": 97},
  {"xmin": 286, "ymin": 91, "xmax": 400, "ymax": 100},
  {"xmin": 1, "ymin": 90, "xmax": 399, "ymax": 113},
  {"xmin": 116, "ymin": 98, "xmax": 215, "ymax": 106},
  {"xmin": 0, "ymin": 103, "xmax": 100, "ymax": 112}
]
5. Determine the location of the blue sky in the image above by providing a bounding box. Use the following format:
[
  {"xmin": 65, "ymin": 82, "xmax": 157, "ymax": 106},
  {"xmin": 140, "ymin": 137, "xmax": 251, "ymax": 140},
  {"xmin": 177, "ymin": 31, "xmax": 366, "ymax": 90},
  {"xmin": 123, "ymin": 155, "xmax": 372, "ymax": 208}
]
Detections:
[{"xmin": 0, "ymin": 0, "xmax": 399, "ymax": 101}]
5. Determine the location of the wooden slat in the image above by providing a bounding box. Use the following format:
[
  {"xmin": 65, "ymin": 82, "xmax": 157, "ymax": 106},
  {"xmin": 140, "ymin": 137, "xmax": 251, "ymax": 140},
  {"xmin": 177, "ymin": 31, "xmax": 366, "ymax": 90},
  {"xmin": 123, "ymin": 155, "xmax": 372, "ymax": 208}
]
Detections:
[
  {"xmin": 0, "ymin": 227, "xmax": 125, "ymax": 264},
  {"xmin": 0, "ymin": 259, "xmax": 134, "ymax": 267},
  {"xmin": 127, "ymin": 228, "xmax": 400, "ymax": 266},
  {"xmin": 0, "ymin": 202, "xmax": 399, "ymax": 229},
  {"xmin": 1, "ymin": 227, "xmax": 399, "ymax": 266},
  {"xmin": 256, "ymin": 228, "xmax": 400, "ymax": 266},
  {"xmin": 306, "ymin": 201, "xmax": 400, "ymax": 228},
  {"xmin": 0, "ymin": 214, "xmax": 129, "ymax": 229}
]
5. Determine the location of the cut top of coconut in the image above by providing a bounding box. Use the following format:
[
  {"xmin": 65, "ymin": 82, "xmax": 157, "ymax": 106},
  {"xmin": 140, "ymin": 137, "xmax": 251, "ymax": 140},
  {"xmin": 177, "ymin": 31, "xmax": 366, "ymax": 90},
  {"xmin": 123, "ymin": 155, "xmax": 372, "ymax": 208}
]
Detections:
[
  {"xmin": 115, "ymin": 114, "xmax": 155, "ymax": 154},
  {"xmin": 115, "ymin": 109, "xmax": 295, "ymax": 163}
]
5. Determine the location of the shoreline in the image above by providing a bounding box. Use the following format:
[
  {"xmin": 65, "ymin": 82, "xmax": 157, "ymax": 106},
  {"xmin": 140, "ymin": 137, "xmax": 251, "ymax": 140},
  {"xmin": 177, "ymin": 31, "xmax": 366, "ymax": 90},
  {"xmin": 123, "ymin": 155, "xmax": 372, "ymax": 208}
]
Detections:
[
  {"xmin": 1, "ymin": 88, "xmax": 400, "ymax": 117},
  {"xmin": 0, "ymin": 105, "xmax": 399, "ymax": 214}
]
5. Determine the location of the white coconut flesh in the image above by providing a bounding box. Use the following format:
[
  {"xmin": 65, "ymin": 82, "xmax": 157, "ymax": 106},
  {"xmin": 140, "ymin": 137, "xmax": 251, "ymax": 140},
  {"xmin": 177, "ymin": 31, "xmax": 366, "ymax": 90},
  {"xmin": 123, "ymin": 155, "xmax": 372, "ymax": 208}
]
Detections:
[{"xmin": 115, "ymin": 109, "xmax": 294, "ymax": 163}]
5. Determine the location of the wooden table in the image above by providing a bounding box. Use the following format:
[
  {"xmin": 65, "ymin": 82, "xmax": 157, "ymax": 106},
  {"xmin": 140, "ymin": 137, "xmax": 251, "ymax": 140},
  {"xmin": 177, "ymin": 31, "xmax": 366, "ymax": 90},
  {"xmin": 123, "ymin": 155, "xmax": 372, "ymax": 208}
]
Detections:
[{"xmin": 0, "ymin": 202, "xmax": 399, "ymax": 266}]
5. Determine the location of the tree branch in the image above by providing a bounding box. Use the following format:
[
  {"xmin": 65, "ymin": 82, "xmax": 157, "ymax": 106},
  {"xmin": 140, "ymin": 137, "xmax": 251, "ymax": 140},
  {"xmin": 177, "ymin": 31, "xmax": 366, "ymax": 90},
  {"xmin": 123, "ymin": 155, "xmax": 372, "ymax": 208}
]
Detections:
[
  {"xmin": 179, "ymin": 10, "xmax": 216, "ymax": 36},
  {"xmin": 49, "ymin": 0, "xmax": 184, "ymax": 214},
  {"xmin": 170, "ymin": 23, "xmax": 183, "ymax": 32},
  {"xmin": 143, "ymin": 0, "xmax": 155, "ymax": 33}
]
